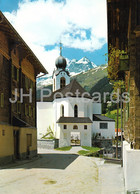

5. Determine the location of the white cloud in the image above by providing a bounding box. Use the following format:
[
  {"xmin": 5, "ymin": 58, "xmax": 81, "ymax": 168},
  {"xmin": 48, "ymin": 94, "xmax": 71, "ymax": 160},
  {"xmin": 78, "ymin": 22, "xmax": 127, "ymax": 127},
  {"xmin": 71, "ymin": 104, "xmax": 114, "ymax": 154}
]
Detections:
[{"xmin": 4, "ymin": 0, "xmax": 107, "ymax": 74}]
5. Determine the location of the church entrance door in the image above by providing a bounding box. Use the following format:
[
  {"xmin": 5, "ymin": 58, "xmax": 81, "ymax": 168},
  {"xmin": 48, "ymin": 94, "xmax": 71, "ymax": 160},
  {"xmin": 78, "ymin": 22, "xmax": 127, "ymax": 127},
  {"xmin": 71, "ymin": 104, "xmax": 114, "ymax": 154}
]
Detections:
[{"xmin": 71, "ymin": 132, "xmax": 80, "ymax": 146}]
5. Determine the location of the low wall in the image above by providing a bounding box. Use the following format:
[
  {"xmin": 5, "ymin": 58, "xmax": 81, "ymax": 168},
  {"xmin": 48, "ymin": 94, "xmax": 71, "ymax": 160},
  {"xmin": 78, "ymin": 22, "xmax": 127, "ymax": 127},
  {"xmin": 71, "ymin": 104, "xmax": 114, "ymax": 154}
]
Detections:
[
  {"xmin": 123, "ymin": 141, "xmax": 140, "ymax": 192},
  {"xmin": 112, "ymin": 146, "xmax": 122, "ymax": 158},
  {"xmin": 92, "ymin": 139, "xmax": 112, "ymax": 148},
  {"xmin": 37, "ymin": 139, "xmax": 59, "ymax": 149}
]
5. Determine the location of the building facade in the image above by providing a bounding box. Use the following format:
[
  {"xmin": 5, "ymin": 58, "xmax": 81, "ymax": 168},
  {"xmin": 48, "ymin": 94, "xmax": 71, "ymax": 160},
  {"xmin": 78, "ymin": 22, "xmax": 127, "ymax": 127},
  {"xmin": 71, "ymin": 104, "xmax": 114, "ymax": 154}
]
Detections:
[
  {"xmin": 0, "ymin": 11, "xmax": 47, "ymax": 165},
  {"xmin": 37, "ymin": 54, "xmax": 115, "ymax": 147},
  {"xmin": 107, "ymin": 0, "xmax": 140, "ymax": 191}
]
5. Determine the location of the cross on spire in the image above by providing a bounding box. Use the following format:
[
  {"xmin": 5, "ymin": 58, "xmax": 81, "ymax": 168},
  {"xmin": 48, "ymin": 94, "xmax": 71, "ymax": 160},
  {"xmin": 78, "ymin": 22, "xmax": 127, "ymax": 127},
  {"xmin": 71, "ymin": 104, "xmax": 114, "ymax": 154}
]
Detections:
[{"xmin": 60, "ymin": 42, "xmax": 62, "ymax": 56}]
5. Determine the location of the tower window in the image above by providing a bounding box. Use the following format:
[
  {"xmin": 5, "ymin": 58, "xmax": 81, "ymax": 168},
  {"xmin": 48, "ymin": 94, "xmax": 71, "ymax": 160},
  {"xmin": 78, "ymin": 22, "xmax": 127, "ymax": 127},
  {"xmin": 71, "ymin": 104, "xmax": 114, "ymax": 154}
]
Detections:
[
  {"xmin": 60, "ymin": 77, "xmax": 65, "ymax": 88},
  {"xmin": 74, "ymin": 105, "xmax": 78, "ymax": 117}
]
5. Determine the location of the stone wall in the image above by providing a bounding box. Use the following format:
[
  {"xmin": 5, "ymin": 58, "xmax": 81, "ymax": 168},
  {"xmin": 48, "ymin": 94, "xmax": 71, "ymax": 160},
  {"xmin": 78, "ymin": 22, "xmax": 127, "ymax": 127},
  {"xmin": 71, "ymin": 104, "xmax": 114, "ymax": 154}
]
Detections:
[
  {"xmin": 37, "ymin": 139, "xmax": 59, "ymax": 149},
  {"xmin": 92, "ymin": 139, "xmax": 112, "ymax": 148}
]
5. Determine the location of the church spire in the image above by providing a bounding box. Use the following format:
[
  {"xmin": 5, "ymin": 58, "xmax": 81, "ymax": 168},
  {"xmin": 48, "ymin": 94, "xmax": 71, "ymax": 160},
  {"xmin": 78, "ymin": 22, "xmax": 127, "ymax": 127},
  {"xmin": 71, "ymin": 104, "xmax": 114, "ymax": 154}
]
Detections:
[{"xmin": 60, "ymin": 42, "xmax": 62, "ymax": 56}]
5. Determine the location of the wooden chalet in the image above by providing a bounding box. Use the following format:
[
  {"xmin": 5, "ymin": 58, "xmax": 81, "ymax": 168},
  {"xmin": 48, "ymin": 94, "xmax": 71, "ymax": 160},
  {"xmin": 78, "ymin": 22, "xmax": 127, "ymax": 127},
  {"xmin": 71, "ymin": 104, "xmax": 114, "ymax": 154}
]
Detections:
[
  {"xmin": 0, "ymin": 11, "xmax": 47, "ymax": 165},
  {"xmin": 107, "ymin": 0, "xmax": 140, "ymax": 148}
]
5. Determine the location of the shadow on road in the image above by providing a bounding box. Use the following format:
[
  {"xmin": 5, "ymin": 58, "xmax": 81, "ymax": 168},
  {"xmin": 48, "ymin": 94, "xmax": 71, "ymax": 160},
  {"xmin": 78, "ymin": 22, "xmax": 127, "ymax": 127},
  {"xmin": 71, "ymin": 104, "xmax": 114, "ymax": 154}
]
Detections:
[{"xmin": 1, "ymin": 153, "xmax": 79, "ymax": 170}]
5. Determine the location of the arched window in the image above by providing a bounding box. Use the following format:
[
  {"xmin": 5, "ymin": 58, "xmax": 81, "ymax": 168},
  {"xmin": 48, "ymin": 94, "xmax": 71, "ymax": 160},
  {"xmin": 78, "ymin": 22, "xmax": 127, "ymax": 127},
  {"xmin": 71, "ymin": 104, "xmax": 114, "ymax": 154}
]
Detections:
[
  {"xmin": 60, "ymin": 77, "xmax": 65, "ymax": 88},
  {"xmin": 54, "ymin": 79, "xmax": 55, "ymax": 91},
  {"xmin": 60, "ymin": 105, "xmax": 64, "ymax": 117},
  {"xmin": 74, "ymin": 105, "xmax": 78, "ymax": 117},
  {"xmin": 73, "ymin": 125, "xmax": 78, "ymax": 129}
]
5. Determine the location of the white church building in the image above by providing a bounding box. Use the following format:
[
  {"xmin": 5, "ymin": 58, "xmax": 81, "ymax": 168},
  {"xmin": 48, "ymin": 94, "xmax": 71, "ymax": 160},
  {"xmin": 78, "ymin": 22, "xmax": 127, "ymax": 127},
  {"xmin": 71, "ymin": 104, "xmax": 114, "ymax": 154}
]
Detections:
[{"xmin": 37, "ymin": 54, "xmax": 115, "ymax": 147}]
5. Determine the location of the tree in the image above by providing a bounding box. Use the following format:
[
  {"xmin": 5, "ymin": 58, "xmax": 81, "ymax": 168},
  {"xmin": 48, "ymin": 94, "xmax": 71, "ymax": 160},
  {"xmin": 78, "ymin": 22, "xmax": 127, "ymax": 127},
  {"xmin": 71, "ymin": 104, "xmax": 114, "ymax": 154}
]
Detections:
[
  {"xmin": 42, "ymin": 126, "xmax": 55, "ymax": 139},
  {"xmin": 107, "ymin": 45, "xmax": 121, "ymax": 80}
]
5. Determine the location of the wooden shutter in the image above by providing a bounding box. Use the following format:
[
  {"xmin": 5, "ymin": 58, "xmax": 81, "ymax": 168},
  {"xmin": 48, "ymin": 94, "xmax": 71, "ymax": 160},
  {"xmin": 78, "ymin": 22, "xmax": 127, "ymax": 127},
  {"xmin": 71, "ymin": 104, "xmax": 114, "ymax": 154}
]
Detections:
[
  {"xmin": 17, "ymin": 68, "xmax": 19, "ymax": 82},
  {"xmin": 12, "ymin": 65, "xmax": 14, "ymax": 79},
  {"xmin": 1, "ymin": 93, "xmax": 4, "ymax": 108}
]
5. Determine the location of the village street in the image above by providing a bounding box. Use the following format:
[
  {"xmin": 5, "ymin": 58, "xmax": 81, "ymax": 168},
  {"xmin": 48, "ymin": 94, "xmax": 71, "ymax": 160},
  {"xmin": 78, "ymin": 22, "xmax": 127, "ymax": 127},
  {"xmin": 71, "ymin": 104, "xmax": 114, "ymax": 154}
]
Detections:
[{"xmin": 0, "ymin": 147, "xmax": 125, "ymax": 194}]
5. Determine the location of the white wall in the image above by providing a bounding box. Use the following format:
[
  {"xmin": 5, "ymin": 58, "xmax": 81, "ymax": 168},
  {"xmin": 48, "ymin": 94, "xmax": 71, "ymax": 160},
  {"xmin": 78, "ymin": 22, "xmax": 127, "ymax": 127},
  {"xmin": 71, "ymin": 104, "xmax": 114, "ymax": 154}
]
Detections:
[
  {"xmin": 92, "ymin": 121, "xmax": 115, "ymax": 139},
  {"xmin": 92, "ymin": 103, "xmax": 101, "ymax": 114},
  {"xmin": 58, "ymin": 123, "xmax": 92, "ymax": 147},
  {"xmin": 53, "ymin": 98, "xmax": 69, "ymax": 136},
  {"xmin": 54, "ymin": 97, "xmax": 92, "ymax": 118},
  {"xmin": 37, "ymin": 98, "xmax": 93, "ymax": 140},
  {"xmin": 123, "ymin": 141, "xmax": 140, "ymax": 192},
  {"xmin": 53, "ymin": 98, "xmax": 69, "ymax": 120},
  {"xmin": 68, "ymin": 97, "xmax": 92, "ymax": 117},
  {"xmin": 37, "ymin": 102, "xmax": 53, "ymax": 139}
]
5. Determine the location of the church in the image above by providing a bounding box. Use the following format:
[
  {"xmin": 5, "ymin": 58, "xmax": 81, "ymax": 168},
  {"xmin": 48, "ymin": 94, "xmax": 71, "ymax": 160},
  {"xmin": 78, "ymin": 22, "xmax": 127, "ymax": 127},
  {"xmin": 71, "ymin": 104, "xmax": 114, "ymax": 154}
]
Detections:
[{"xmin": 37, "ymin": 51, "xmax": 115, "ymax": 147}]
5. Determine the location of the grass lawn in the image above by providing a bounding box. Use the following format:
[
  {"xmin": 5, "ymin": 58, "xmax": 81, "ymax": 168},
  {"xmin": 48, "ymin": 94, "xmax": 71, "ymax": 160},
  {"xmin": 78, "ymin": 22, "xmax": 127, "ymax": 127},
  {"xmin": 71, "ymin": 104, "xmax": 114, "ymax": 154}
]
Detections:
[
  {"xmin": 55, "ymin": 146, "xmax": 72, "ymax": 151},
  {"xmin": 78, "ymin": 146, "xmax": 101, "ymax": 156}
]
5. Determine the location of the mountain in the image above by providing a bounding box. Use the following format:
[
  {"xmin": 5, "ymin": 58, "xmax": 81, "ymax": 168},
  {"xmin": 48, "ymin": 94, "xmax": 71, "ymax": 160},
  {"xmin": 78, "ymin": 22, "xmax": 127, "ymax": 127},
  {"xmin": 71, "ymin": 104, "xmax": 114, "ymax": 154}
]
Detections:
[
  {"xmin": 71, "ymin": 64, "xmax": 108, "ymax": 92},
  {"xmin": 37, "ymin": 74, "xmax": 53, "ymax": 88},
  {"xmin": 36, "ymin": 64, "xmax": 111, "ymax": 101},
  {"xmin": 37, "ymin": 57, "xmax": 97, "ymax": 87},
  {"xmin": 67, "ymin": 57, "xmax": 97, "ymax": 75},
  {"xmin": 89, "ymin": 76, "xmax": 113, "ymax": 95}
]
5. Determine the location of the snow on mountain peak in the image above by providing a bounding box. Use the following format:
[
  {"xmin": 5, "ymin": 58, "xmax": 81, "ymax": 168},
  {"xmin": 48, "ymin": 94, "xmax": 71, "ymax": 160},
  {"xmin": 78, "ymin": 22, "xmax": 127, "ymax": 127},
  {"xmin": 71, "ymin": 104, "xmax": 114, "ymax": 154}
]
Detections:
[
  {"xmin": 77, "ymin": 56, "xmax": 90, "ymax": 64},
  {"xmin": 67, "ymin": 57, "xmax": 97, "ymax": 74},
  {"xmin": 37, "ymin": 57, "xmax": 97, "ymax": 87}
]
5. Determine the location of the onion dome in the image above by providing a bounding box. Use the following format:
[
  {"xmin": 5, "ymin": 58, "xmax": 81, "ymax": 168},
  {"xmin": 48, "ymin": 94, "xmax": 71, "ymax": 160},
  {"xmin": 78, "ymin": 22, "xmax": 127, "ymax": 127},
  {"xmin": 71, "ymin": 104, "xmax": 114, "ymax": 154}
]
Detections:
[{"xmin": 55, "ymin": 56, "xmax": 67, "ymax": 69}]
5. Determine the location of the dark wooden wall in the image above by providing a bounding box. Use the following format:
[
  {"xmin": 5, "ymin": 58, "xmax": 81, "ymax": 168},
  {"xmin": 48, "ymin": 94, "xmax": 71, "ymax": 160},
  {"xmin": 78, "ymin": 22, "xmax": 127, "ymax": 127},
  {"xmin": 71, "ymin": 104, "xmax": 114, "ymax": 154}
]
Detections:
[{"xmin": 0, "ymin": 31, "xmax": 36, "ymax": 127}]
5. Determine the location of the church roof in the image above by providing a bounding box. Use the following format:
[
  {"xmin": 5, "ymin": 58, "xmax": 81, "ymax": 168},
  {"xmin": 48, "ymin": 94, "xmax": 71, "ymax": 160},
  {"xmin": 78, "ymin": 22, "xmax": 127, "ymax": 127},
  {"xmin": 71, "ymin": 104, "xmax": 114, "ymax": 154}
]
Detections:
[
  {"xmin": 56, "ymin": 117, "xmax": 92, "ymax": 123},
  {"xmin": 55, "ymin": 55, "xmax": 67, "ymax": 69},
  {"xmin": 42, "ymin": 79, "xmax": 92, "ymax": 102},
  {"xmin": 93, "ymin": 114, "xmax": 115, "ymax": 122}
]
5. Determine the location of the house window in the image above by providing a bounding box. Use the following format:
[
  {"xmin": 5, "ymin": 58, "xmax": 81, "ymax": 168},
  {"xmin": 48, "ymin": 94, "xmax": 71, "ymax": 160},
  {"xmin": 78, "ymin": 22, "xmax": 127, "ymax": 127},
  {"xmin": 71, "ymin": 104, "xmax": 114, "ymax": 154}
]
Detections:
[
  {"xmin": 12, "ymin": 65, "xmax": 19, "ymax": 82},
  {"xmin": 100, "ymin": 123, "xmax": 108, "ymax": 129},
  {"xmin": 25, "ymin": 104, "xmax": 29, "ymax": 116},
  {"xmin": 60, "ymin": 77, "xmax": 65, "ymax": 88},
  {"xmin": 84, "ymin": 125, "xmax": 87, "ymax": 130},
  {"xmin": 60, "ymin": 105, "xmax": 64, "ymax": 117},
  {"xmin": 64, "ymin": 125, "xmax": 67, "ymax": 129},
  {"xmin": 74, "ymin": 105, "xmax": 78, "ymax": 117},
  {"xmin": 73, "ymin": 125, "xmax": 78, "ymax": 130}
]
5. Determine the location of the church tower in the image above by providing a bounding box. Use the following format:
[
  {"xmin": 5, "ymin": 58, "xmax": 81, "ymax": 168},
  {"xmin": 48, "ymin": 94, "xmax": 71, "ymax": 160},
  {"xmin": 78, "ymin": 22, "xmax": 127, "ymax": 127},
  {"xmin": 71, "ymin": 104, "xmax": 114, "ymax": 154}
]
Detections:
[{"xmin": 52, "ymin": 44, "xmax": 70, "ymax": 91}]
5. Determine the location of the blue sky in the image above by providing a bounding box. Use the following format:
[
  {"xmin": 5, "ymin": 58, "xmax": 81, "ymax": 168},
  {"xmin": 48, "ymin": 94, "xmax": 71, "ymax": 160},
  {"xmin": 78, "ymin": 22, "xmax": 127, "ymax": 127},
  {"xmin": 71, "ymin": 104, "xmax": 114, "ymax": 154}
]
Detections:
[{"xmin": 1, "ymin": 0, "xmax": 108, "ymax": 74}]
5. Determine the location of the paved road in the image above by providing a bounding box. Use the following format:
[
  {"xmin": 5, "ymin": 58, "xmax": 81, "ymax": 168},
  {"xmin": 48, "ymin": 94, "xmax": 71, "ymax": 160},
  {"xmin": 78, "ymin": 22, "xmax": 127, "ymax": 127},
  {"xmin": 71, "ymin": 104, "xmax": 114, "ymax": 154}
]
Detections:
[{"xmin": 0, "ymin": 148, "xmax": 125, "ymax": 194}]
